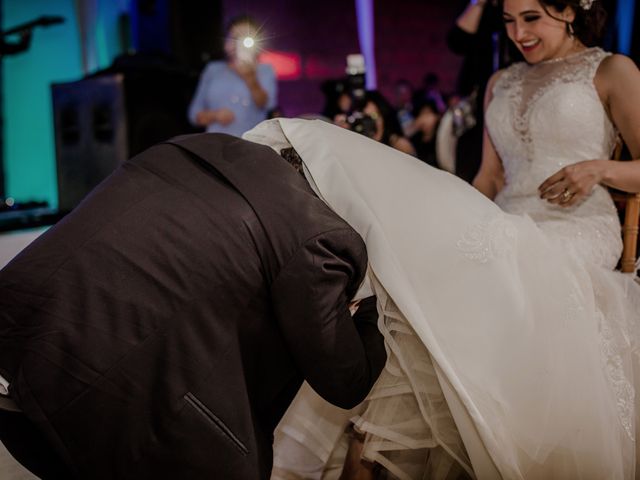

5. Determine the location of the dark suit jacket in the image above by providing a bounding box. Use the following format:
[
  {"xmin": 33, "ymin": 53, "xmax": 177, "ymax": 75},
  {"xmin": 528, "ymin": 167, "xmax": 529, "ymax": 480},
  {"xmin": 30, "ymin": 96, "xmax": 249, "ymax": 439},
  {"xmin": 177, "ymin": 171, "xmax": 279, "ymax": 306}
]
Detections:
[{"xmin": 0, "ymin": 134, "xmax": 386, "ymax": 479}]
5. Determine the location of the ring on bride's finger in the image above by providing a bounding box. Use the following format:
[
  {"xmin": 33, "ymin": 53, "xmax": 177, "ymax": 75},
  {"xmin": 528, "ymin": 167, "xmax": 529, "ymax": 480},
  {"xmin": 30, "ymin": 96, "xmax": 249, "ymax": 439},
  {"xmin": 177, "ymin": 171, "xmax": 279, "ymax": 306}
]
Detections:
[{"xmin": 561, "ymin": 189, "xmax": 573, "ymax": 201}]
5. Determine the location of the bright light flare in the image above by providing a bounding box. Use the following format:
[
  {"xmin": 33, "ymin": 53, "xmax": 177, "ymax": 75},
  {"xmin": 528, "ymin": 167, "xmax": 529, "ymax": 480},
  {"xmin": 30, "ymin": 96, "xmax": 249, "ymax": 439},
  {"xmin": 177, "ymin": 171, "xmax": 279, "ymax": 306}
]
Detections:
[{"xmin": 242, "ymin": 37, "xmax": 255, "ymax": 49}]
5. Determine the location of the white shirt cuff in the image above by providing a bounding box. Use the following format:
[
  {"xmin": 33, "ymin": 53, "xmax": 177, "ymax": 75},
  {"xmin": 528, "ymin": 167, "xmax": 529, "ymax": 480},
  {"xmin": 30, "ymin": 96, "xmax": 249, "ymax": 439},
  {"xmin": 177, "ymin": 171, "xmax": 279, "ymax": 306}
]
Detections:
[{"xmin": 0, "ymin": 374, "xmax": 10, "ymax": 396}]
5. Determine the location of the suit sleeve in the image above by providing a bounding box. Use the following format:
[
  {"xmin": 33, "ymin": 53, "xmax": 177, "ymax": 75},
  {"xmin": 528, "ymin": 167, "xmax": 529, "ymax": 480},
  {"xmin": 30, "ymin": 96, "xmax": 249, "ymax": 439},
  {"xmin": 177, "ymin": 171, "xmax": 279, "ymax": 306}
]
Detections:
[{"xmin": 270, "ymin": 228, "xmax": 386, "ymax": 409}]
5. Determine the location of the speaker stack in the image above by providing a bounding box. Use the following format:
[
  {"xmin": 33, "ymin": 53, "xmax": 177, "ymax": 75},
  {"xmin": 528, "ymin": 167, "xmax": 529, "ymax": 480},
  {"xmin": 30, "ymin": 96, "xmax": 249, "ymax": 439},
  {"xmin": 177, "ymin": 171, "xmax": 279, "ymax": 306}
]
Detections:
[{"xmin": 52, "ymin": 0, "xmax": 222, "ymax": 213}]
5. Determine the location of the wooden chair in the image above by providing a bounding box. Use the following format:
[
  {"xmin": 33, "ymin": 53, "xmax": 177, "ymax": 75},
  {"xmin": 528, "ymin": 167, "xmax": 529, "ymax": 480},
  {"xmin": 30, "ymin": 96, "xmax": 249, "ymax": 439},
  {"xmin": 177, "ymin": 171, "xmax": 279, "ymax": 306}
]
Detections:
[{"xmin": 610, "ymin": 138, "xmax": 640, "ymax": 273}]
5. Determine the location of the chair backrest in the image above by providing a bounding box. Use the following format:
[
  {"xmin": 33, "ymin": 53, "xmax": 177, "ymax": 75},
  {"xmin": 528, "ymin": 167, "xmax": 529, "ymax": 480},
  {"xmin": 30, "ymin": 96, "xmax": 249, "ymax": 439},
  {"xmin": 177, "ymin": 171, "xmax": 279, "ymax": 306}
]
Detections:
[{"xmin": 610, "ymin": 137, "xmax": 640, "ymax": 273}]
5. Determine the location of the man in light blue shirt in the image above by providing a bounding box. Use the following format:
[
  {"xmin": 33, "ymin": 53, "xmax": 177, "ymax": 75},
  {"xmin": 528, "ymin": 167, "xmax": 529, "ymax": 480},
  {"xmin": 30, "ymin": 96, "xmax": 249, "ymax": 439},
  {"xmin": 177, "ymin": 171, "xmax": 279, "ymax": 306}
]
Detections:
[{"xmin": 188, "ymin": 15, "xmax": 277, "ymax": 137}]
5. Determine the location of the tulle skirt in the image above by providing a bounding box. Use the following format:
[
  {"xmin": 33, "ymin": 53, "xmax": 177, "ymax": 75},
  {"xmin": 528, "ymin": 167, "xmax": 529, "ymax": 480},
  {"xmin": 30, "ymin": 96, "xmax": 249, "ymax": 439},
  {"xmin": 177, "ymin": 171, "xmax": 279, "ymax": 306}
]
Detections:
[
  {"xmin": 244, "ymin": 119, "xmax": 640, "ymax": 480},
  {"xmin": 352, "ymin": 279, "xmax": 473, "ymax": 480}
]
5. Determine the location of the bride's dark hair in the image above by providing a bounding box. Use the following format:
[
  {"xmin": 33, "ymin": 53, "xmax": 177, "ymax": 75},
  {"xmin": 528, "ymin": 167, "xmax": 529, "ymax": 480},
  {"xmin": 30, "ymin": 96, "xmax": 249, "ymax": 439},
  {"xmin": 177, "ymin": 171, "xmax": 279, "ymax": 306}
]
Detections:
[{"xmin": 499, "ymin": 0, "xmax": 607, "ymax": 46}]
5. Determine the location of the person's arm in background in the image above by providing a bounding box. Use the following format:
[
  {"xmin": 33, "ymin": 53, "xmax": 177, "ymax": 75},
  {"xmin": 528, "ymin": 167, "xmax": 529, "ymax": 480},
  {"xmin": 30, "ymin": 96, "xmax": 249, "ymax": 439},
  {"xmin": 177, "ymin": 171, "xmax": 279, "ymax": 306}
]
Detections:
[
  {"xmin": 447, "ymin": 0, "xmax": 489, "ymax": 55},
  {"xmin": 188, "ymin": 63, "xmax": 235, "ymax": 128},
  {"xmin": 271, "ymin": 229, "xmax": 386, "ymax": 409}
]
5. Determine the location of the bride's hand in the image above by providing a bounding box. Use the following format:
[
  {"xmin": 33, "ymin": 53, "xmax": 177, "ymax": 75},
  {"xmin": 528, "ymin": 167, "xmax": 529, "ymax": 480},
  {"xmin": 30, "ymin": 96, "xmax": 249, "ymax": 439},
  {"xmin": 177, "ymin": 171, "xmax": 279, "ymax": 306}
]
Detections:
[{"xmin": 538, "ymin": 160, "xmax": 608, "ymax": 207}]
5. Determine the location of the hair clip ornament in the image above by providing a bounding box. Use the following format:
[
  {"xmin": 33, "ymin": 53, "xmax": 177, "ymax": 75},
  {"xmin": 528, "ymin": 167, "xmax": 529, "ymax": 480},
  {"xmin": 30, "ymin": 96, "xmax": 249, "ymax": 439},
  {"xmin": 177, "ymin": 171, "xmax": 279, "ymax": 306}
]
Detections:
[{"xmin": 580, "ymin": 0, "xmax": 594, "ymax": 10}]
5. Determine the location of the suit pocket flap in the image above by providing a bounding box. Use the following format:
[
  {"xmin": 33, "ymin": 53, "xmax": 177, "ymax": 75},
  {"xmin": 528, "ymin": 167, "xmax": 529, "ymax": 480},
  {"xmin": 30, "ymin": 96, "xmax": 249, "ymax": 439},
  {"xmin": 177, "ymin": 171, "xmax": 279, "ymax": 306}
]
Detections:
[{"xmin": 184, "ymin": 392, "xmax": 248, "ymax": 455}]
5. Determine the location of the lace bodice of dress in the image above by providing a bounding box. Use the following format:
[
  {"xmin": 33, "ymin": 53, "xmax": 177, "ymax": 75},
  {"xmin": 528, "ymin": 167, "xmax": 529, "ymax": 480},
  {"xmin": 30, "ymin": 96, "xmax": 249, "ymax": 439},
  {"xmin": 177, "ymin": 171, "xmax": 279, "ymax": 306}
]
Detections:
[{"xmin": 486, "ymin": 48, "xmax": 622, "ymax": 268}]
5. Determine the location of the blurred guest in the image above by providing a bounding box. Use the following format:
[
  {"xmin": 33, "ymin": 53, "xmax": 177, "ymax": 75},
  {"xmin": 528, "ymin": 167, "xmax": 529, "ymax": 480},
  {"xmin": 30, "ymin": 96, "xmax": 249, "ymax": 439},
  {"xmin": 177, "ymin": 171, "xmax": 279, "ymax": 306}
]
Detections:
[
  {"xmin": 413, "ymin": 72, "xmax": 447, "ymax": 114},
  {"xmin": 446, "ymin": 0, "xmax": 517, "ymax": 182},
  {"xmin": 364, "ymin": 91, "xmax": 415, "ymax": 155},
  {"xmin": 447, "ymin": 0, "xmax": 502, "ymax": 102},
  {"xmin": 337, "ymin": 91, "xmax": 415, "ymax": 156},
  {"xmin": 410, "ymin": 99, "xmax": 441, "ymax": 168},
  {"xmin": 188, "ymin": 14, "xmax": 277, "ymax": 137},
  {"xmin": 393, "ymin": 79, "xmax": 416, "ymax": 137},
  {"xmin": 446, "ymin": 93, "xmax": 462, "ymax": 109},
  {"xmin": 320, "ymin": 79, "xmax": 352, "ymax": 121}
]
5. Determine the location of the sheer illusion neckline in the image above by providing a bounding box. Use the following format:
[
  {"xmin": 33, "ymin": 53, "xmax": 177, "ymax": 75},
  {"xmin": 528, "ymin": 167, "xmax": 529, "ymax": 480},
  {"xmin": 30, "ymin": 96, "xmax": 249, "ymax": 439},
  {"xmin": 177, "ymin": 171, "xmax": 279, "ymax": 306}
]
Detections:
[
  {"xmin": 535, "ymin": 46, "xmax": 595, "ymax": 66},
  {"xmin": 489, "ymin": 46, "xmax": 613, "ymax": 165}
]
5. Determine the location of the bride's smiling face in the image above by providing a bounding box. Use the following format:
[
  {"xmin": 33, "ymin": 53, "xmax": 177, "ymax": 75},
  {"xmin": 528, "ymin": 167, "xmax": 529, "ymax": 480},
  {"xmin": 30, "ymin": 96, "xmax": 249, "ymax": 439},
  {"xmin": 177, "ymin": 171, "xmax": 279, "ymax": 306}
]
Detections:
[{"xmin": 502, "ymin": 0, "xmax": 579, "ymax": 64}]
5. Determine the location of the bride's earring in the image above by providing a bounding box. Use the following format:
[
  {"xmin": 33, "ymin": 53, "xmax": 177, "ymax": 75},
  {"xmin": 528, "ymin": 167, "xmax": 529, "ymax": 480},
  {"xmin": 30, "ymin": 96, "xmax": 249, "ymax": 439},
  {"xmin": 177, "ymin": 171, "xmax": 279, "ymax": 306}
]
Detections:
[{"xmin": 566, "ymin": 21, "xmax": 575, "ymax": 37}]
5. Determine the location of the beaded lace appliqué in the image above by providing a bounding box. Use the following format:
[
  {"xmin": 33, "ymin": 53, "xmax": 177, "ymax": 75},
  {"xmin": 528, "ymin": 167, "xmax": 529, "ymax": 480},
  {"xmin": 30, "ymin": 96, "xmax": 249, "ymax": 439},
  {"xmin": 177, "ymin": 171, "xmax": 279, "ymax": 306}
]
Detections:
[
  {"xmin": 495, "ymin": 49, "xmax": 611, "ymax": 162},
  {"xmin": 500, "ymin": 64, "xmax": 530, "ymax": 158},
  {"xmin": 597, "ymin": 310, "xmax": 636, "ymax": 440},
  {"xmin": 457, "ymin": 214, "xmax": 517, "ymax": 264}
]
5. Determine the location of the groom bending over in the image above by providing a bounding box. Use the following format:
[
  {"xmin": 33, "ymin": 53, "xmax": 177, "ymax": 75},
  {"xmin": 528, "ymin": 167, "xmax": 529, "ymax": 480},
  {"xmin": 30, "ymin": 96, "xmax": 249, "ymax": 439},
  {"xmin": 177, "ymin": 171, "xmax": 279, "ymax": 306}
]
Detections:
[{"xmin": 0, "ymin": 134, "xmax": 386, "ymax": 479}]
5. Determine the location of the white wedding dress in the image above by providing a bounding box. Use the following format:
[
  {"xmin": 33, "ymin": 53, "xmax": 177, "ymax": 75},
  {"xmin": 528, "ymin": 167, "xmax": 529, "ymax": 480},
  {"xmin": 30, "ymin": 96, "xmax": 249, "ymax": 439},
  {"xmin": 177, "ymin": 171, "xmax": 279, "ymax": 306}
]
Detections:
[{"xmin": 244, "ymin": 48, "xmax": 640, "ymax": 480}]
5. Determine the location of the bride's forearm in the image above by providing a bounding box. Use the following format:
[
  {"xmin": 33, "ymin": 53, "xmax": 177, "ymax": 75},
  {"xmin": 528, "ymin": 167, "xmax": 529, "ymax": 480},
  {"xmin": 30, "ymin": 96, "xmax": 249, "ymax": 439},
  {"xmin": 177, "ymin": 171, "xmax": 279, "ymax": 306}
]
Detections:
[
  {"xmin": 601, "ymin": 159, "xmax": 640, "ymax": 193},
  {"xmin": 472, "ymin": 174, "xmax": 501, "ymax": 200}
]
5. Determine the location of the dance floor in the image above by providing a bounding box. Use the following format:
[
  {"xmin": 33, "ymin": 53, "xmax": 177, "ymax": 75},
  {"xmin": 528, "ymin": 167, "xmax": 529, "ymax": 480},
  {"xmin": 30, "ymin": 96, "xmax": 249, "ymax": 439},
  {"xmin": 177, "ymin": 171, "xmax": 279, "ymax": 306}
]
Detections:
[
  {"xmin": 0, "ymin": 226, "xmax": 47, "ymax": 269},
  {"xmin": 0, "ymin": 444, "xmax": 36, "ymax": 480}
]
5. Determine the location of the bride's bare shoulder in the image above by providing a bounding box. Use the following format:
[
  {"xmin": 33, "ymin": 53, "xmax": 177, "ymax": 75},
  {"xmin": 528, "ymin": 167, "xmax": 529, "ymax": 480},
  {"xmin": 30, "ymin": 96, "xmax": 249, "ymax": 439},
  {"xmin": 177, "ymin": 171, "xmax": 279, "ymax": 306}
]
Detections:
[
  {"xmin": 595, "ymin": 54, "xmax": 640, "ymax": 94},
  {"xmin": 598, "ymin": 53, "xmax": 638, "ymax": 72},
  {"xmin": 595, "ymin": 54, "xmax": 640, "ymax": 152}
]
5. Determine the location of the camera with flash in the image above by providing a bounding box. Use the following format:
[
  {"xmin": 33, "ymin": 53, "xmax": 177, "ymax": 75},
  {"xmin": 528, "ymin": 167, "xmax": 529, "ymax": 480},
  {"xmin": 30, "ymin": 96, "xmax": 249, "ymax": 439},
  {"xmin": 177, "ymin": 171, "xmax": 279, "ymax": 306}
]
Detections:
[
  {"xmin": 236, "ymin": 35, "xmax": 257, "ymax": 64},
  {"xmin": 344, "ymin": 54, "xmax": 377, "ymax": 139}
]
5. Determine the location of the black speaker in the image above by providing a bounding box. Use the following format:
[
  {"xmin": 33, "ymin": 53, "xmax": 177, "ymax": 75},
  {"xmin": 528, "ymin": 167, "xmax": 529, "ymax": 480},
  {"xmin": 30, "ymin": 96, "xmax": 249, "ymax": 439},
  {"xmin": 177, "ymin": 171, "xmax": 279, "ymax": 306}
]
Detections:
[
  {"xmin": 52, "ymin": 67, "xmax": 197, "ymax": 212},
  {"xmin": 52, "ymin": 75, "xmax": 128, "ymax": 213},
  {"xmin": 52, "ymin": 0, "xmax": 222, "ymax": 212}
]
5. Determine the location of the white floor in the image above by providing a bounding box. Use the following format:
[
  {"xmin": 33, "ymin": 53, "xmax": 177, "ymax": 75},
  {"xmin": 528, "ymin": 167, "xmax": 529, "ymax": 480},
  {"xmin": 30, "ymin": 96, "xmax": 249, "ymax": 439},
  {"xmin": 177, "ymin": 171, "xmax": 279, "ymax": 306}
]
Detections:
[
  {"xmin": 0, "ymin": 227, "xmax": 46, "ymax": 479},
  {"xmin": 0, "ymin": 446, "xmax": 37, "ymax": 480},
  {"xmin": 0, "ymin": 227, "xmax": 47, "ymax": 269}
]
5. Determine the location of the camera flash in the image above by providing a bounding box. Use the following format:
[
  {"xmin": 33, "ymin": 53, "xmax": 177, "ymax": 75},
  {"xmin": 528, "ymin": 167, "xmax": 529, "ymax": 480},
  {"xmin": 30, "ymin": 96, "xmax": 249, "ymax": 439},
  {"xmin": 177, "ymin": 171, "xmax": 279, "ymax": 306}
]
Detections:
[{"xmin": 242, "ymin": 37, "xmax": 255, "ymax": 48}]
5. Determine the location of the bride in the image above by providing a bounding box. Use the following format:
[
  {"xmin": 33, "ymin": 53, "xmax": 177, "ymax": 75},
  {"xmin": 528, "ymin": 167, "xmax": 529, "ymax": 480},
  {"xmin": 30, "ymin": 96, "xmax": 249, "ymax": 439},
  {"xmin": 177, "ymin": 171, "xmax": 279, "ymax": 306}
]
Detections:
[{"xmin": 244, "ymin": 0, "xmax": 640, "ymax": 478}]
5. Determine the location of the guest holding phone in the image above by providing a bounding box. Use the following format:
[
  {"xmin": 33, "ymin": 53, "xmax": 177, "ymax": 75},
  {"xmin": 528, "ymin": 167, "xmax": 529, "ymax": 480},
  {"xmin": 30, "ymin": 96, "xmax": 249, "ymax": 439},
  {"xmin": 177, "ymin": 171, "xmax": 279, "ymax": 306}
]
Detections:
[{"xmin": 188, "ymin": 14, "xmax": 277, "ymax": 137}]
